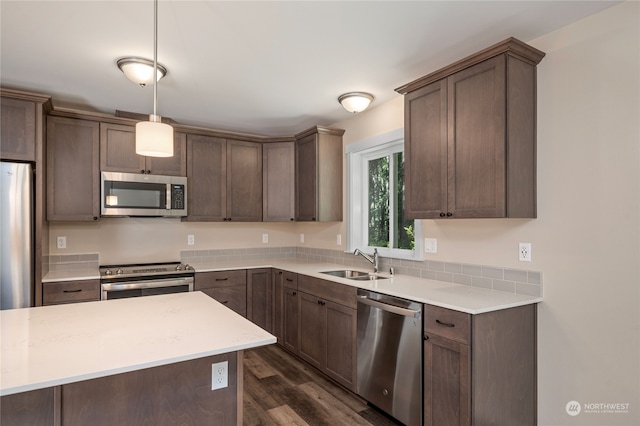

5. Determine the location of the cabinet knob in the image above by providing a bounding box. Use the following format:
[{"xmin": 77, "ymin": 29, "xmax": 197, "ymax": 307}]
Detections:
[
  {"xmin": 312, "ymin": 218, "xmax": 316, "ymax": 221},
  {"xmin": 446, "ymin": 212, "xmax": 453, "ymax": 217},
  {"xmin": 424, "ymin": 335, "xmax": 430, "ymax": 341},
  {"xmin": 93, "ymin": 216, "xmax": 98, "ymax": 221},
  {"xmin": 140, "ymin": 170, "xmax": 145, "ymax": 174},
  {"xmin": 290, "ymin": 218, "xmax": 294, "ymax": 221},
  {"xmin": 439, "ymin": 213, "xmax": 446, "ymax": 217},
  {"xmin": 146, "ymin": 170, "xmax": 151, "ymax": 174}
]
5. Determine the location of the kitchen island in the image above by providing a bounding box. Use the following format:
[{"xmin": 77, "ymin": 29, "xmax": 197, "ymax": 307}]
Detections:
[{"xmin": 0, "ymin": 291, "xmax": 276, "ymax": 425}]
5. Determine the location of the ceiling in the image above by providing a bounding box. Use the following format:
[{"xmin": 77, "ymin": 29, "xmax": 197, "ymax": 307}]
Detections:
[{"xmin": 0, "ymin": 1, "xmax": 619, "ymax": 137}]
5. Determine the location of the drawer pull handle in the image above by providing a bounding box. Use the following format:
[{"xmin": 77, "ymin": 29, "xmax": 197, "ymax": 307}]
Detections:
[
  {"xmin": 63, "ymin": 289, "xmax": 82, "ymax": 293},
  {"xmin": 221, "ymin": 300, "xmax": 229, "ymax": 304},
  {"xmin": 436, "ymin": 319, "xmax": 455, "ymax": 327},
  {"xmin": 317, "ymin": 300, "xmax": 325, "ymax": 306},
  {"xmin": 286, "ymin": 278, "xmax": 294, "ymax": 282},
  {"xmin": 215, "ymin": 278, "xmax": 229, "ymax": 281}
]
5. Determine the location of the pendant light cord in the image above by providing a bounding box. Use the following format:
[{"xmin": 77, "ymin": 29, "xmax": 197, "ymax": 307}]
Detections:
[{"xmin": 153, "ymin": 0, "xmax": 158, "ymax": 122}]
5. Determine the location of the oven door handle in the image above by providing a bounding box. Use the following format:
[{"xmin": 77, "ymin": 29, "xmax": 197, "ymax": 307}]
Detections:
[
  {"xmin": 101, "ymin": 277, "xmax": 193, "ymax": 292},
  {"xmin": 357, "ymin": 295, "xmax": 421, "ymax": 318}
]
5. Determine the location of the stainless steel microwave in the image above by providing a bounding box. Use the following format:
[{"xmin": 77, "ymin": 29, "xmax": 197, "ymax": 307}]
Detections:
[{"xmin": 101, "ymin": 172, "xmax": 187, "ymax": 217}]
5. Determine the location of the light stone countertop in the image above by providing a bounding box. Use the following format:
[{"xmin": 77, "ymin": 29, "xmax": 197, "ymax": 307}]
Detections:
[
  {"xmin": 0, "ymin": 291, "xmax": 276, "ymax": 396},
  {"xmin": 42, "ymin": 259, "xmax": 542, "ymax": 315}
]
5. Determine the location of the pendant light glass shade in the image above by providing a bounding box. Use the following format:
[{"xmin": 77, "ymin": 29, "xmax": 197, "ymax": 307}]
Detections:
[
  {"xmin": 136, "ymin": 116, "xmax": 174, "ymax": 157},
  {"xmin": 338, "ymin": 92, "xmax": 374, "ymax": 113}
]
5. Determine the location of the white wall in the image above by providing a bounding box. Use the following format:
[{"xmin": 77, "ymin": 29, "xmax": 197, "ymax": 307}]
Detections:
[{"xmin": 49, "ymin": 2, "xmax": 639, "ymax": 424}]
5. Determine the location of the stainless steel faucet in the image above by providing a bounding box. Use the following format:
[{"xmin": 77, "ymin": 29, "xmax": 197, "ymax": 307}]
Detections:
[{"xmin": 354, "ymin": 248, "xmax": 379, "ymax": 273}]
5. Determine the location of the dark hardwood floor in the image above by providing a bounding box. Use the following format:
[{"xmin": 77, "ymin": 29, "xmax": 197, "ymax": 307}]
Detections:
[{"xmin": 243, "ymin": 345, "xmax": 401, "ymax": 426}]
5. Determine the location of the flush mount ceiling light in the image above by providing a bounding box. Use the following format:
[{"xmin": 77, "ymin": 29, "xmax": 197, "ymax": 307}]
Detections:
[
  {"xmin": 117, "ymin": 57, "xmax": 167, "ymax": 87},
  {"xmin": 338, "ymin": 92, "xmax": 374, "ymax": 113},
  {"xmin": 134, "ymin": 0, "xmax": 173, "ymax": 158}
]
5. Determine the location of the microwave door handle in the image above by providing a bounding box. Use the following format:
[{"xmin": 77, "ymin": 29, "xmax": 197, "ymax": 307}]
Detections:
[{"xmin": 166, "ymin": 184, "xmax": 171, "ymax": 210}]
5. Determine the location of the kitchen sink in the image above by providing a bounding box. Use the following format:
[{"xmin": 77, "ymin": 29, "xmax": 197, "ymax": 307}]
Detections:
[{"xmin": 321, "ymin": 270, "xmax": 387, "ymax": 281}]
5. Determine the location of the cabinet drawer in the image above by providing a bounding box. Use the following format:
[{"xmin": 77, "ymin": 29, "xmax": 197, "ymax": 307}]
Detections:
[
  {"xmin": 200, "ymin": 287, "xmax": 246, "ymax": 317},
  {"xmin": 195, "ymin": 270, "xmax": 246, "ymax": 290},
  {"xmin": 43, "ymin": 279, "xmax": 100, "ymax": 305},
  {"xmin": 298, "ymin": 276, "xmax": 357, "ymax": 309},
  {"xmin": 283, "ymin": 271, "xmax": 297, "ymax": 290},
  {"xmin": 424, "ymin": 304, "xmax": 471, "ymax": 345}
]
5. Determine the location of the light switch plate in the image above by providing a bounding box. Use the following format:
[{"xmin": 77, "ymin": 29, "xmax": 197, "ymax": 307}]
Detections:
[
  {"xmin": 262, "ymin": 234, "xmax": 269, "ymax": 244},
  {"xmin": 300, "ymin": 233, "xmax": 305, "ymax": 243},
  {"xmin": 187, "ymin": 235, "xmax": 195, "ymax": 246},
  {"xmin": 424, "ymin": 238, "xmax": 437, "ymax": 253}
]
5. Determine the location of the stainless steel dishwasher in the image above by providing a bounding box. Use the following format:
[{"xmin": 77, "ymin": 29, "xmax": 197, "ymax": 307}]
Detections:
[{"xmin": 356, "ymin": 289, "xmax": 423, "ymax": 426}]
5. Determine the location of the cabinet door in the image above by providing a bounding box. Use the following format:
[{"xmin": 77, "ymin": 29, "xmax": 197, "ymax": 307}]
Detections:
[
  {"xmin": 448, "ymin": 55, "xmax": 506, "ymax": 218},
  {"xmin": 247, "ymin": 268, "xmax": 272, "ymax": 332},
  {"xmin": 186, "ymin": 134, "xmax": 226, "ymax": 221},
  {"xmin": 283, "ymin": 286, "xmax": 299, "ymax": 355},
  {"xmin": 404, "ymin": 80, "xmax": 448, "ymax": 219},
  {"xmin": 47, "ymin": 116, "xmax": 100, "ymax": 221},
  {"xmin": 424, "ymin": 334, "xmax": 471, "ymax": 426},
  {"xmin": 298, "ymin": 292, "xmax": 325, "ymax": 370},
  {"xmin": 263, "ymin": 142, "xmax": 295, "ymax": 222},
  {"xmin": 227, "ymin": 140, "xmax": 262, "ymax": 221},
  {"xmin": 1, "ymin": 97, "xmax": 36, "ymax": 161},
  {"xmin": 272, "ymin": 270, "xmax": 284, "ymax": 342},
  {"xmin": 295, "ymin": 133, "xmax": 317, "ymax": 221},
  {"xmin": 145, "ymin": 131, "xmax": 187, "ymax": 176},
  {"xmin": 100, "ymin": 123, "xmax": 145, "ymax": 173},
  {"xmin": 325, "ymin": 300, "xmax": 357, "ymax": 391}
]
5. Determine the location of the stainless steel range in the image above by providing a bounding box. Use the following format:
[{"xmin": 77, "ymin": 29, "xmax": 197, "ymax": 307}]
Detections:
[{"xmin": 99, "ymin": 262, "xmax": 194, "ymax": 300}]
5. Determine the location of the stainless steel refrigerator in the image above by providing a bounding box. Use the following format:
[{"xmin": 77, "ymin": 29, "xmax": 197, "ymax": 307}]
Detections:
[{"xmin": 1, "ymin": 162, "xmax": 33, "ymax": 310}]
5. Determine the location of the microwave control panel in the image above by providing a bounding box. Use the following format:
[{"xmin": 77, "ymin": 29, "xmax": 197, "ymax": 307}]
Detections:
[{"xmin": 172, "ymin": 184, "xmax": 185, "ymax": 210}]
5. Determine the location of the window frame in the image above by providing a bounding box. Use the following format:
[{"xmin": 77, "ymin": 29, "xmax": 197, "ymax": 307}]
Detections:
[{"xmin": 346, "ymin": 128, "xmax": 423, "ymax": 260}]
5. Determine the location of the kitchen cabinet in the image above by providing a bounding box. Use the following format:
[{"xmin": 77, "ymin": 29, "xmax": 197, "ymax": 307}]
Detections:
[
  {"xmin": 263, "ymin": 141, "xmax": 295, "ymax": 222},
  {"xmin": 295, "ymin": 126, "xmax": 344, "ymax": 222},
  {"xmin": 46, "ymin": 116, "xmax": 100, "ymax": 221},
  {"xmin": 282, "ymin": 272, "xmax": 299, "ymax": 355},
  {"xmin": 186, "ymin": 135, "xmax": 262, "ymax": 222},
  {"xmin": 1, "ymin": 96, "xmax": 37, "ymax": 161},
  {"xmin": 247, "ymin": 268, "xmax": 272, "ymax": 332},
  {"xmin": 271, "ymin": 269, "xmax": 296, "ymax": 344},
  {"xmin": 297, "ymin": 275, "xmax": 357, "ymax": 391},
  {"xmin": 423, "ymin": 304, "xmax": 536, "ymax": 425},
  {"xmin": 42, "ymin": 279, "xmax": 100, "ymax": 305},
  {"xmin": 397, "ymin": 37, "xmax": 545, "ymax": 219},
  {"xmin": 100, "ymin": 122, "xmax": 186, "ymax": 176},
  {"xmin": 194, "ymin": 270, "xmax": 247, "ymax": 317}
]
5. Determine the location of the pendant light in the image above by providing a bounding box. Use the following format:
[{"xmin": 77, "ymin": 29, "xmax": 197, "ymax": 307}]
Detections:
[{"xmin": 135, "ymin": 0, "xmax": 173, "ymax": 158}]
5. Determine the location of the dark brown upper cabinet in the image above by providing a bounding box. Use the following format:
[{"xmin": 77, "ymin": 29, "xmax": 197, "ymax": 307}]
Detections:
[
  {"xmin": 1, "ymin": 96, "xmax": 37, "ymax": 161},
  {"xmin": 396, "ymin": 37, "xmax": 545, "ymax": 219},
  {"xmin": 100, "ymin": 122, "xmax": 186, "ymax": 176},
  {"xmin": 295, "ymin": 126, "xmax": 344, "ymax": 222},
  {"xmin": 185, "ymin": 134, "xmax": 262, "ymax": 222},
  {"xmin": 263, "ymin": 141, "xmax": 295, "ymax": 222},
  {"xmin": 47, "ymin": 116, "xmax": 100, "ymax": 221}
]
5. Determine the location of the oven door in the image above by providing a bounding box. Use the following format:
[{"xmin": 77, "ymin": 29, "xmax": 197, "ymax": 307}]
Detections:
[{"xmin": 101, "ymin": 277, "xmax": 194, "ymax": 300}]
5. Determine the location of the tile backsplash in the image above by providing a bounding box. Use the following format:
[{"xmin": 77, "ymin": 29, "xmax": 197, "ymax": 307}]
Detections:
[
  {"xmin": 45, "ymin": 248, "xmax": 542, "ymax": 297},
  {"xmin": 181, "ymin": 246, "xmax": 543, "ymax": 297}
]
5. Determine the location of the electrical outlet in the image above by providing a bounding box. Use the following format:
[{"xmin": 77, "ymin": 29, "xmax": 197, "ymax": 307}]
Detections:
[
  {"xmin": 211, "ymin": 361, "xmax": 228, "ymax": 390},
  {"xmin": 424, "ymin": 238, "xmax": 437, "ymax": 253},
  {"xmin": 187, "ymin": 234, "xmax": 195, "ymax": 246},
  {"xmin": 57, "ymin": 236, "xmax": 66, "ymax": 249},
  {"xmin": 262, "ymin": 234, "xmax": 269, "ymax": 244},
  {"xmin": 300, "ymin": 233, "xmax": 305, "ymax": 243},
  {"xmin": 519, "ymin": 243, "xmax": 532, "ymax": 262},
  {"xmin": 337, "ymin": 234, "xmax": 342, "ymax": 246}
]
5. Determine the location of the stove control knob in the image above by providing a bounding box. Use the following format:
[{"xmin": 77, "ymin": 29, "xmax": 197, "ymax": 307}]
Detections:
[
  {"xmin": 184, "ymin": 264, "xmax": 192, "ymax": 270},
  {"xmin": 116, "ymin": 268, "xmax": 124, "ymax": 275},
  {"xmin": 104, "ymin": 269, "xmax": 112, "ymax": 276},
  {"xmin": 175, "ymin": 264, "xmax": 183, "ymax": 271}
]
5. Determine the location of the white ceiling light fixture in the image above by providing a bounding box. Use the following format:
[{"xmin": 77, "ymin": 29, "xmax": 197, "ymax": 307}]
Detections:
[
  {"xmin": 134, "ymin": 0, "xmax": 173, "ymax": 158},
  {"xmin": 117, "ymin": 57, "xmax": 167, "ymax": 87},
  {"xmin": 338, "ymin": 92, "xmax": 374, "ymax": 114}
]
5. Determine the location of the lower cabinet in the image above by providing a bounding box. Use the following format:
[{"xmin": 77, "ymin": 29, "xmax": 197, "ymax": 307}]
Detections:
[
  {"xmin": 42, "ymin": 280, "xmax": 100, "ymax": 305},
  {"xmin": 195, "ymin": 270, "xmax": 247, "ymax": 317},
  {"xmin": 247, "ymin": 268, "xmax": 272, "ymax": 332},
  {"xmin": 297, "ymin": 275, "xmax": 357, "ymax": 391},
  {"xmin": 423, "ymin": 304, "xmax": 536, "ymax": 426}
]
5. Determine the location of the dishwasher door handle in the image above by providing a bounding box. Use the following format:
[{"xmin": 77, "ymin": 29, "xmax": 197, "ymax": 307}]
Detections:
[{"xmin": 357, "ymin": 295, "xmax": 421, "ymax": 318}]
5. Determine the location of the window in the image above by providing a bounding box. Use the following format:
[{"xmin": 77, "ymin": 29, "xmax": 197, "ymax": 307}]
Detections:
[{"xmin": 347, "ymin": 129, "xmax": 422, "ymax": 260}]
